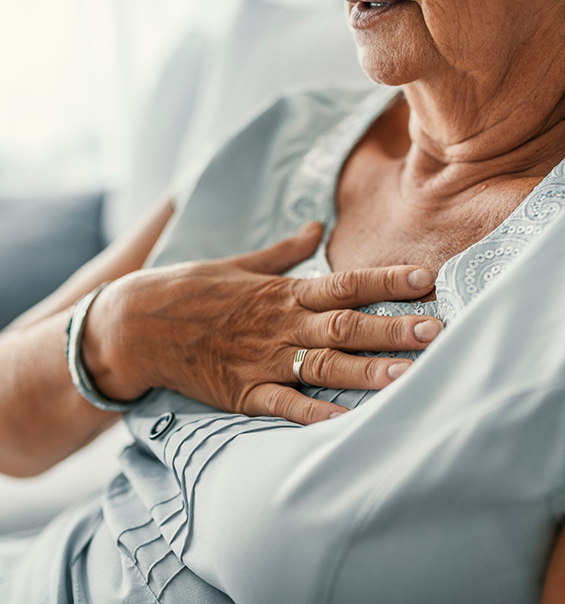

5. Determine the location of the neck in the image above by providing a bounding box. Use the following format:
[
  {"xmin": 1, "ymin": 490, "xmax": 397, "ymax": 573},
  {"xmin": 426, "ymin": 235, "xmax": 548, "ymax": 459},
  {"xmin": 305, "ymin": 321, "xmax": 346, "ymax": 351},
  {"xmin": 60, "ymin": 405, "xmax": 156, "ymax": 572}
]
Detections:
[{"xmin": 399, "ymin": 29, "xmax": 565, "ymax": 201}]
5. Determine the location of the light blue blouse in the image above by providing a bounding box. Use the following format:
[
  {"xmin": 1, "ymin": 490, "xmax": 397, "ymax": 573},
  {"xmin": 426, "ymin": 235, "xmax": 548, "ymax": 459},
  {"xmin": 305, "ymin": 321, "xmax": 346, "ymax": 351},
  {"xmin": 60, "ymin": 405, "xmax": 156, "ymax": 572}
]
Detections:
[{"xmin": 3, "ymin": 83, "xmax": 565, "ymax": 603}]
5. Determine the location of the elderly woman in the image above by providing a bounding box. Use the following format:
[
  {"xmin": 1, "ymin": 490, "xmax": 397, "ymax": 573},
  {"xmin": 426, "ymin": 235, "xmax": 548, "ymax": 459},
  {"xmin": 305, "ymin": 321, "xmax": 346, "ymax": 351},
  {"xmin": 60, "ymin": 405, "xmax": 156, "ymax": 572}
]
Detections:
[{"xmin": 2, "ymin": 0, "xmax": 565, "ymax": 602}]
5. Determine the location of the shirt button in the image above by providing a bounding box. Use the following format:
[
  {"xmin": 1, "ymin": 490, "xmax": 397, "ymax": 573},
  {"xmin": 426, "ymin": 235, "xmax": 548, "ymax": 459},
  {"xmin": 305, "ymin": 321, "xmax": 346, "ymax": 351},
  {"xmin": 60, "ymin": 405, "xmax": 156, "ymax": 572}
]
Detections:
[{"xmin": 149, "ymin": 412, "xmax": 176, "ymax": 440}]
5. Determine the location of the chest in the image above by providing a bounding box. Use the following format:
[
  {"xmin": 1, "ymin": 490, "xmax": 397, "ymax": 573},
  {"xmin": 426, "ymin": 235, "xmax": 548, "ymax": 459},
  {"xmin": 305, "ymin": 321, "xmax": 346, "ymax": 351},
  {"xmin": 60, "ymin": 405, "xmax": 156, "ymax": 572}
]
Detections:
[{"xmin": 328, "ymin": 155, "xmax": 541, "ymax": 275}]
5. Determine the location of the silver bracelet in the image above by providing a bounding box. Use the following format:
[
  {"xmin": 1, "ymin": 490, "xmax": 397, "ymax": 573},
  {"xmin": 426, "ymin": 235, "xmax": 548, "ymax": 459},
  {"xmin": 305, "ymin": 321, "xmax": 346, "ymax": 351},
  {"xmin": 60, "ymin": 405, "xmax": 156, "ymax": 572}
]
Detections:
[{"xmin": 66, "ymin": 283, "xmax": 151, "ymax": 412}]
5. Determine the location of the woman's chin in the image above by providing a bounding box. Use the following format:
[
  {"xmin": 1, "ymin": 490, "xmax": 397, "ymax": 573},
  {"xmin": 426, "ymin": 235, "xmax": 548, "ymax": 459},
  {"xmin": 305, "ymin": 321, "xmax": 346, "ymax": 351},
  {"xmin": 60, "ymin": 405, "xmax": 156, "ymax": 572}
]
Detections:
[
  {"xmin": 355, "ymin": 46, "xmax": 432, "ymax": 87},
  {"xmin": 358, "ymin": 55, "xmax": 416, "ymax": 87},
  {"xmin": 352, "ymin": 15, "xmax": 443, "ymax": 87}
]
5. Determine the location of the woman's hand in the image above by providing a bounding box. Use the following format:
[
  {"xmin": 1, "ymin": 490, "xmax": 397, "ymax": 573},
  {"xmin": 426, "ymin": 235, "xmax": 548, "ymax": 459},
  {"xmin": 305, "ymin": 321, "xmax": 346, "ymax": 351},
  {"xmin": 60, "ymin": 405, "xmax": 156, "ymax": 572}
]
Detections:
[{"xmin": 83, "ymin": 223, "xmax": 443, "ymax": 424}]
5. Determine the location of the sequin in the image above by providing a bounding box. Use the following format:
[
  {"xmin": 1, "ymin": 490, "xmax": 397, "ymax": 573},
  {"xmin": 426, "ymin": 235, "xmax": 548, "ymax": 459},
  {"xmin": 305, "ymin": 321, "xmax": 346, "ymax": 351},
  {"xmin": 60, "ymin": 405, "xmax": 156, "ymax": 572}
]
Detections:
[{"xmin": 282, "ymin": 89, "xmax": 565, "ymax": 341}]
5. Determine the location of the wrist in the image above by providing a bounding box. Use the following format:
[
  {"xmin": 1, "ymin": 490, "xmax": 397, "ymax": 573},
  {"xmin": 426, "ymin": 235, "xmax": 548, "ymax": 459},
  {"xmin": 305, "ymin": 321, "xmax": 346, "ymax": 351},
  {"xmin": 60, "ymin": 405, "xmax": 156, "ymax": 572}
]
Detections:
[{"xmin": 78, "ymin": 280, "xmax": 151, "ymax": 404}]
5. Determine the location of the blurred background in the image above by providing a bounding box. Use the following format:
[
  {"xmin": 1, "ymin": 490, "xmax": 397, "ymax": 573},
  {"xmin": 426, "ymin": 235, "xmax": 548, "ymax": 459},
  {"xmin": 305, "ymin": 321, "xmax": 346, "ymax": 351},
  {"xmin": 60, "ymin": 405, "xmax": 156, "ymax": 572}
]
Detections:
[{"xmin": 0, "ymin": 0, "xmax": 369, "ymax": 536}]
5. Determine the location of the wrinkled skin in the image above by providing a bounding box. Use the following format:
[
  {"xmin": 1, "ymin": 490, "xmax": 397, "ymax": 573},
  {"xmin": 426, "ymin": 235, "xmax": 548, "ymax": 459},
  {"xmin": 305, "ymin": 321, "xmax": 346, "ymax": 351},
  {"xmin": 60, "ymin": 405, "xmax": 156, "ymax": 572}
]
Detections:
[
  {"xmin": 84, "ymin": 223, "xmax": 440, "ymax": 425},
  {"xmin": 345, "ymin": 1, "xmax": 565, "ymax": 600}
]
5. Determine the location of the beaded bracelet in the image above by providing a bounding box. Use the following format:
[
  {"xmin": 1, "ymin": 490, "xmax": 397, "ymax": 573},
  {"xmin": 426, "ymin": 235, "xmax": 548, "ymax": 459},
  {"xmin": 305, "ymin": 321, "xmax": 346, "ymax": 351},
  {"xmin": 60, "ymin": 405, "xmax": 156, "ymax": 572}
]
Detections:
[{"xmin": 66, "ymin": 283, "xmax": 151, "ymax": 412}]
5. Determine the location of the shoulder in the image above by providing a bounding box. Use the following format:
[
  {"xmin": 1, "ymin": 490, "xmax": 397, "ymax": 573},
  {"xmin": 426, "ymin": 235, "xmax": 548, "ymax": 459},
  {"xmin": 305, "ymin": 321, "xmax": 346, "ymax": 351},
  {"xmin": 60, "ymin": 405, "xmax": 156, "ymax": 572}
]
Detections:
[
  {"xmin": 152, "ymin": 83, "xmax": 393, "ymax": 266},
  {"xmin": 172, "ymin": 83, "xmax": 387, "ymax": 205},
  {"xmin": 267, "ymin": 81, "xmax": 386, "ymax": 115},
  {"xmin": 233, "ymin": 82, "xmax": 388, "ymax": 146}
]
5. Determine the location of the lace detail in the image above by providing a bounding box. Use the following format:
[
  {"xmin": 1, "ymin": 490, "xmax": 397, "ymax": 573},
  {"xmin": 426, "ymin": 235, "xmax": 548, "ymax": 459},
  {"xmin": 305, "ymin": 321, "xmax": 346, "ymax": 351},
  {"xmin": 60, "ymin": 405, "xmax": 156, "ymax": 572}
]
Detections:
[
  {"xmin": 280, "ymin": 90, "xmax": 399, "ymax": 238},
  {"xmin": 436, "ymin": 181, "xmax": 565, "ymax": 325},
  {"xmin": 274, "ymin": 89, "xmax": 565, "ymax": 411},
  {"xmin": 285, "ymin": 90, "xmax": 565, "ymax": 361},
  {"xmin": 358, "ymin": 300, "xmax": 436, "ymax": 318}
]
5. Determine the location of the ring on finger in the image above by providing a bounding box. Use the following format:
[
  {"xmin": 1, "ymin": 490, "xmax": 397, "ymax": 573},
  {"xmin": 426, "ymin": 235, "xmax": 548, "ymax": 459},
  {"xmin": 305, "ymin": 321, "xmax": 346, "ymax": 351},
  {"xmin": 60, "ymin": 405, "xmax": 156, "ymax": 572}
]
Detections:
[{"xmin": 293, "ymin": 349, "xmax": 311, "ymax": 387}]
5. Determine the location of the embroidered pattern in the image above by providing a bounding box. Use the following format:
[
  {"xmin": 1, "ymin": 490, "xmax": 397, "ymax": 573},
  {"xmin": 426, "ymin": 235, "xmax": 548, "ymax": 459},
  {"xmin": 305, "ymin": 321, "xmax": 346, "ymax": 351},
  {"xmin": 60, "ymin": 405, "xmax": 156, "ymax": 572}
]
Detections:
[
  {"xmin": 435, "ymin": 184, "xmax": 565, "ymax": 324},
  {"xmin": 280, "ymin": 90, "xmax": 398, "ymax": 237},
  {"xmin": 286, "ymin": 91, "xmax": 565, "ymax": 358}
]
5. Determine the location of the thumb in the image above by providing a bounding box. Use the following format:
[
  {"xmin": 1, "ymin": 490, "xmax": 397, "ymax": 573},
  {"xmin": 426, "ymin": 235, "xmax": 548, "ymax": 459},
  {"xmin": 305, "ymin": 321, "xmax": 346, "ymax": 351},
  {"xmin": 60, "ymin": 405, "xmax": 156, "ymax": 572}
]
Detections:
[{"xmin": 233, "ymin": 222, "xmax": 324, "ymax": 274}]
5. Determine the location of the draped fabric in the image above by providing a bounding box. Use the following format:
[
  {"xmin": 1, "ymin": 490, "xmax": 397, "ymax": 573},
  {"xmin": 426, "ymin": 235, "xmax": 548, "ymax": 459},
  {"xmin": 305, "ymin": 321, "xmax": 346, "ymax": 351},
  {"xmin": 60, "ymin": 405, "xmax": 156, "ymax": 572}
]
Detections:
[{"xmin": 3, "ymin": 84, "xmax": 565, "ymax": 603}]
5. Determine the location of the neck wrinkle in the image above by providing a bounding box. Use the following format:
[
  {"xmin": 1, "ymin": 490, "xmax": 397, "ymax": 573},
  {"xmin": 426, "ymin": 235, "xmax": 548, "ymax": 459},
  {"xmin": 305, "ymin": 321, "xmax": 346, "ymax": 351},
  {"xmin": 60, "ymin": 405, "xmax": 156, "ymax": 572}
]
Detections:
[{"xmin": 397, "ymin": 68, "xmax": 565, "ymax": 202}]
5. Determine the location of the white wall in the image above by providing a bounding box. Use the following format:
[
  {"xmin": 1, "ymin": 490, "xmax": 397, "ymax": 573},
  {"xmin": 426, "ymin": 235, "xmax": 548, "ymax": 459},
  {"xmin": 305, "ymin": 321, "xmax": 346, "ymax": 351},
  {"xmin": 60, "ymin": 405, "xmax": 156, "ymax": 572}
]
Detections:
[{"xmin": 0, "ymin": 0, "xmax": 221, "ymax": 198}]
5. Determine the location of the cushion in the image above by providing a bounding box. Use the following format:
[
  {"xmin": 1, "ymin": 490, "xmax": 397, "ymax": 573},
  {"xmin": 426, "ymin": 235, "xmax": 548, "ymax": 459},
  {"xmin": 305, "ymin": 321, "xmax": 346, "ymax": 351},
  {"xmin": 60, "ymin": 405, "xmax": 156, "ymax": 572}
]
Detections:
[{"xmin": 0, "ymin": 193, "xmax": 105, "ymax": 329}]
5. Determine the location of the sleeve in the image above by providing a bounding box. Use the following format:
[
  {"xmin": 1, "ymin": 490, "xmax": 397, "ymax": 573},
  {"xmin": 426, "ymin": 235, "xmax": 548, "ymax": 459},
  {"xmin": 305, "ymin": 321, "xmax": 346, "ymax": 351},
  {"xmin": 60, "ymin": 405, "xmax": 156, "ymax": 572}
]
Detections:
[
  {"xmin": 125, "ymin": 203, "xmax": 565, "ymax": 604},
  {"xmin": 147, "ymin": 85, "xmax": 383, "ymax": 270}
]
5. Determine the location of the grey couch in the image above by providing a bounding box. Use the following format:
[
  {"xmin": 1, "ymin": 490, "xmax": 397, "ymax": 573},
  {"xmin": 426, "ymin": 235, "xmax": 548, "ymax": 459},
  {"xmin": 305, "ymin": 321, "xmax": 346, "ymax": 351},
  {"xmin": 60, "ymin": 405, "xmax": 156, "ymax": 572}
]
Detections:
[
  {"xmin": 0, "ymin": 0, "xmax": 369, "ymax": 537},
  {"xmin": 0, "ymin": 193, "xmax": 105, "ymax": 329}
]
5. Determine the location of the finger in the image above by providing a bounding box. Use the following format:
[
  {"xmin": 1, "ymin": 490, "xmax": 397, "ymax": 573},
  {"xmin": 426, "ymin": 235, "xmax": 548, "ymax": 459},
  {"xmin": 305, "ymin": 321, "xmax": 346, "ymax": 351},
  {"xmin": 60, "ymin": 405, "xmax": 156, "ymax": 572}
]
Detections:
[
  {"xmin": 292, "ymin": 348, "xmax": 413, "ymax": 391},
  {"xmin": 231, "ymin": 222, "xmax": 324, "ymax": 274},
  {"xmin": 297, "ymin": 310, "xmax": 444, "ymax": 351},
  {"xmin": 244, "ymin": 383, "xmax": 348, "ymax": 425},
  {"xmin": 294, "ymin": 266, "xmax": 436, "ymax": 311}
]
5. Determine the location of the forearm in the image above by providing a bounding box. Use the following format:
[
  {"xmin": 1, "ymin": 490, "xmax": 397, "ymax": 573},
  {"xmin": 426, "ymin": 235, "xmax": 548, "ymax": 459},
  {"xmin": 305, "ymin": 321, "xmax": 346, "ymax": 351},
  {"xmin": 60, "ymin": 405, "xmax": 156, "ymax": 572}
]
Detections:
[
  {"xmin": 126, "ymin": 215, "xmax": 565, "ymax": 603},
  {"xmin": 0, "ymin": 310, "xmax": 120, "ymax": 477},
  {"xmin": 0, "ymin": 197, "xmax": 174, "ymax": 477},
  {"xmin": 0, "ymin": 194, "xmax": 439, "ymax": 476}
]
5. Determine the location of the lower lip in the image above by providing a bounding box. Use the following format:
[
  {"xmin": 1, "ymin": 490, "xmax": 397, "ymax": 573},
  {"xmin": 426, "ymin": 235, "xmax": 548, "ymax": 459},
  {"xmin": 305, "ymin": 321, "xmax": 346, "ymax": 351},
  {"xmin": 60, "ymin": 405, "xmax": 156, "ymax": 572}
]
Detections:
[{"xmin": 349, "ymin": 1, "xmax": 408, "ymax": 30}]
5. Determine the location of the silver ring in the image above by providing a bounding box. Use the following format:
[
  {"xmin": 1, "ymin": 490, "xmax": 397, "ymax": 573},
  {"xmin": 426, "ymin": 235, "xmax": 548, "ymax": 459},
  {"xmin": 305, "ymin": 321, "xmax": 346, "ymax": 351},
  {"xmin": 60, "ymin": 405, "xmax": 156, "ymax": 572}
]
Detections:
[{"xmin": 293, "ymin": 349, "xmax": 310, "ymax": 387}]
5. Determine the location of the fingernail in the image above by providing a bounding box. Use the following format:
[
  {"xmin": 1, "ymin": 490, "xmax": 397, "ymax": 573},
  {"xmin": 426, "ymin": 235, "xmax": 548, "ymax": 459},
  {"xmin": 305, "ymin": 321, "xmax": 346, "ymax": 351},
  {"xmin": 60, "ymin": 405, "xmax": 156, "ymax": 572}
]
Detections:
[
  {"xmin": 329, "ymin": 410, "xmax": 348, "ymax": 420},
  {"xmin": 408, "ymin": 268, "xmax": 435, "ymax": 290},
  {"xmin": 387, "ymin": 362, "xmax": 411, "ymax": 381},
  {"xmin": 414, "ymin": 319, "xmax": 444, "ymax": 343}
]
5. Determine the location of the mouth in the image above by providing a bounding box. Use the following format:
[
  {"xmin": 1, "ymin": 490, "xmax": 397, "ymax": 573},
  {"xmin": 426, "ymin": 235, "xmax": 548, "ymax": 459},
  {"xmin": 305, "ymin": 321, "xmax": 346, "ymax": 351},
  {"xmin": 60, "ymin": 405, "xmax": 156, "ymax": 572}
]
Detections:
[{"xmin": 348, "ymin": 1, "xmax": 409, "ymax": 30}]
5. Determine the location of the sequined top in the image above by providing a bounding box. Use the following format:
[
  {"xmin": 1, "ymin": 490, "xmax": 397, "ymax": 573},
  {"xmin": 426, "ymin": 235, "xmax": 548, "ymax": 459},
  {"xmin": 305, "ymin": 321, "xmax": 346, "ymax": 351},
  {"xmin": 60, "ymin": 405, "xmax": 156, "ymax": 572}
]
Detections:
[
  {"xmin": 4, "ymin": 83, "xmax": 565, "ymax": 604},
  {"xmin": 281, "ymin": 85, "xmax": 565, "ymax": 411}
]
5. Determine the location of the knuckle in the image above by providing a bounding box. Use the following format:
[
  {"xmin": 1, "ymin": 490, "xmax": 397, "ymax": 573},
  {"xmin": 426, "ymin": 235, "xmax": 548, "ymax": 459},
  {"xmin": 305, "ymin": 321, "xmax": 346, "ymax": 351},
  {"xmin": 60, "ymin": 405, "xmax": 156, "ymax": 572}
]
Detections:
[
  {"xmin": 327, "ymin": 271, "xmax": 358, "ymax": 303},
  {"xmin": 287, "ymin": 277, "xmax": 304, "ymax": 305},
  {"xmin": 233, "ymin": 384, "xmax": 255, "ymax": 415},
  {"xmin": 232, "ymin": 395, "xmax": 248, "ymax": 416},
  {"xmin": 378, "ymin": 266, "xmax": 400, "ymax": 298},
  {"xmin": 301, "ymin": 399, "xmax": 320, "ymax": 425},
  {"xmin": 257, "ymin": 277, "xmax": 300, "ymax": 315},
  {"xmin": 308, "ymin": 348, "xmax": 339, "ymax": 384},
  {"xmin": 264, "ymin": 386, "xmax": 319, "ymax": 425},
  {"xmin": 184, "ymin": 259, "xmax": 220, "ymax": 278},
  {"xmin": 363, "ymin": 359, "xmax": 382, "ymax": 385},
  {"xmin": 263, "ymin": 388, "xmax": 290, "ymax": 418},
  {"xmin": 326, "ymin": 309, "xmax": 359, "ymax": 347},
  {"xmin": 384, "ymin": 317, "xmax": 409, "ymax": 347}
]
